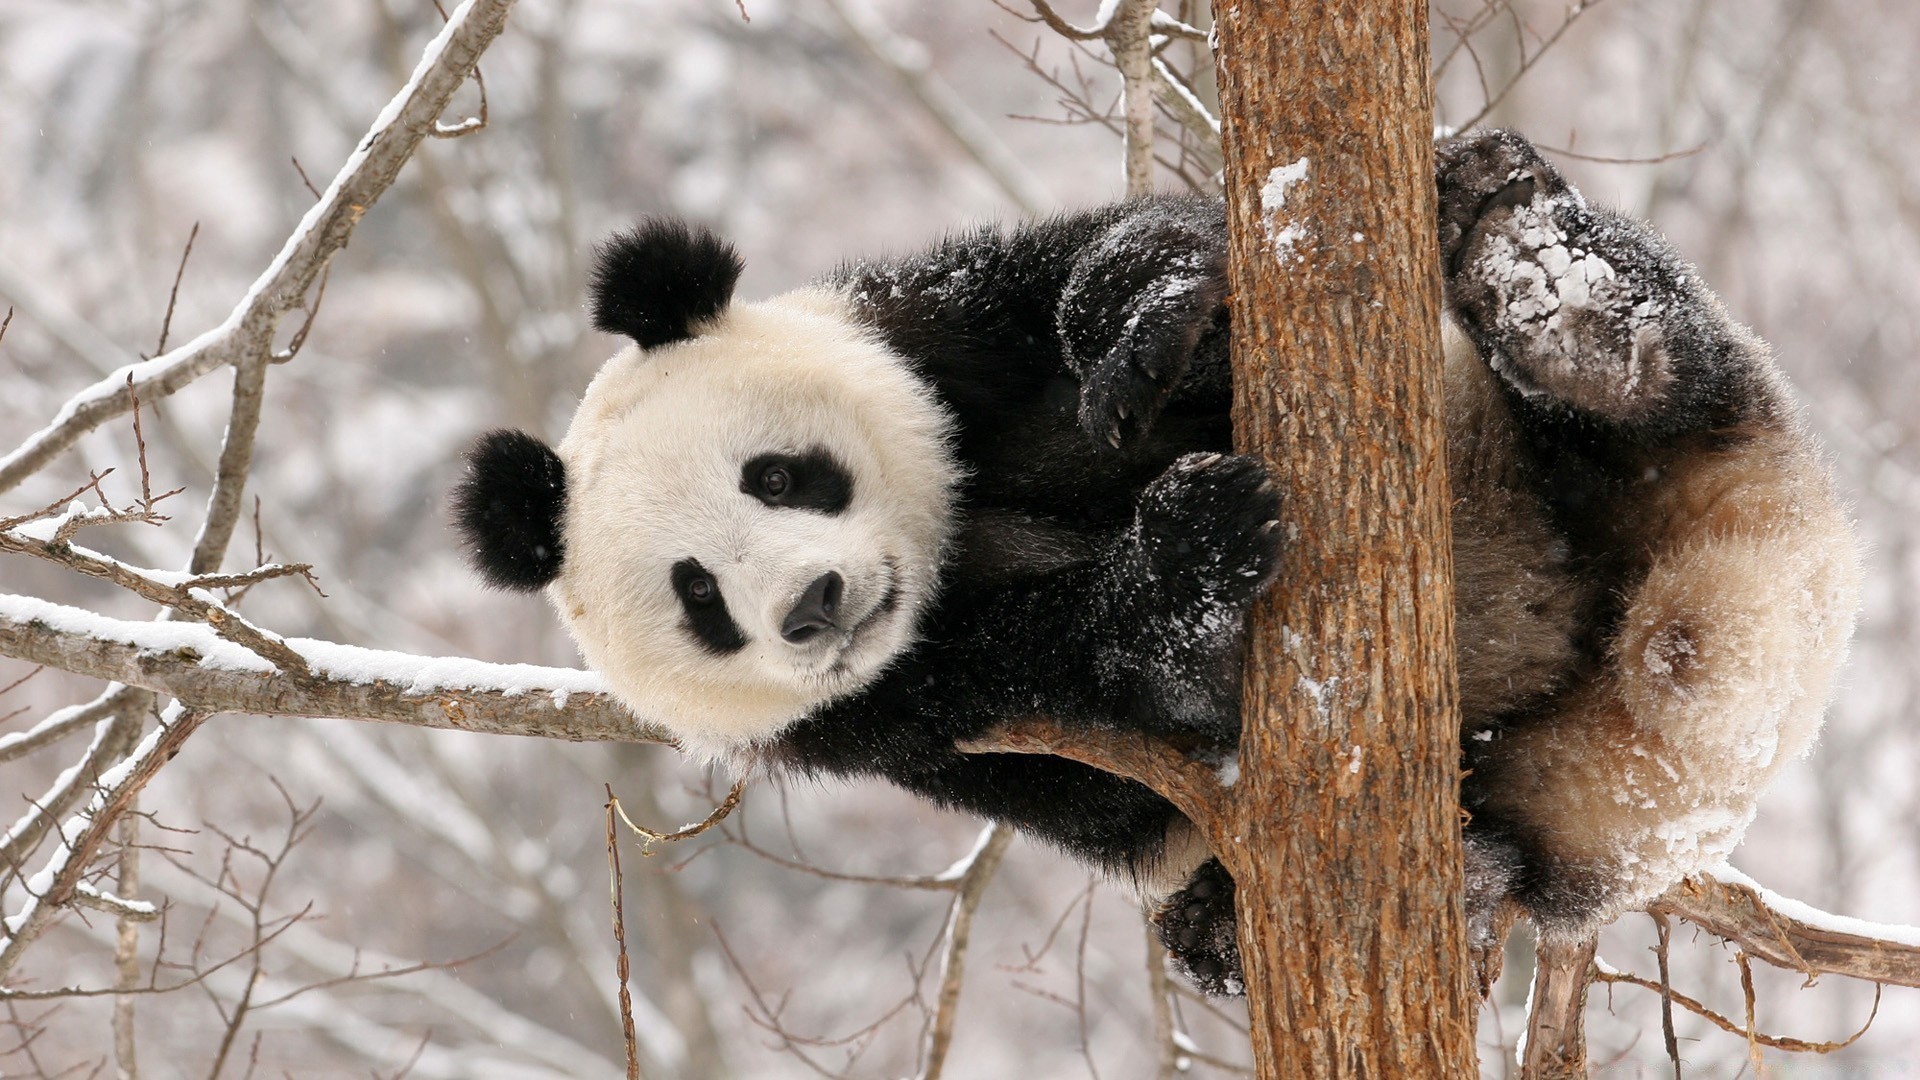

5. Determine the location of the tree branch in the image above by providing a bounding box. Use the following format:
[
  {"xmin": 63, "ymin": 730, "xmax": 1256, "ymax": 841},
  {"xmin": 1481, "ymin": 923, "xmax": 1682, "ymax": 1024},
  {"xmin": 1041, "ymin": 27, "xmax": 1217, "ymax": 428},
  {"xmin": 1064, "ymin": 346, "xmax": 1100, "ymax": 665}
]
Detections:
[
  {"xmin": 959, "ymin": 717, "xmax": 1228, "ymax": 830},
  {"xmin": 0, "ymin": 594, "xmax": 663, "ymax": 745},
  {"xmin": 1652, "ymin": 868, "xmax": 1920, "ymax": 989}
]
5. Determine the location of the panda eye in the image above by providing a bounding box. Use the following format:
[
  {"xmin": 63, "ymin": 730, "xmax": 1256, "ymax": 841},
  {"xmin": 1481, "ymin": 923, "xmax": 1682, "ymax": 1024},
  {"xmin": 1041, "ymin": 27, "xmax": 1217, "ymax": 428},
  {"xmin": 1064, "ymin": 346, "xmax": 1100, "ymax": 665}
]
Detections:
[
  {"xmin": 741, "ymin": 450, "xmax": 853, "ymax": 514},
  {"xmin": 670, "ymin": 558, "xmax": 746, "ymax": 654}
]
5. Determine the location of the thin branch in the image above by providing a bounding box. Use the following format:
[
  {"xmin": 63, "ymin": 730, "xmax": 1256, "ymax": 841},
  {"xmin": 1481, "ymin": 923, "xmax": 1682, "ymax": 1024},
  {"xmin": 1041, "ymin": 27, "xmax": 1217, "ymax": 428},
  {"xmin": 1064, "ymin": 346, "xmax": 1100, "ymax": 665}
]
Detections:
[
  {"xmin": 1593, "ymin": 963, "xmax": 1882, "ymax": 1054},
  {"xmin": 0, "ymin": 524, "xmax": 313, "ymax": 677},
  {"xmin": 0, "ymin": 705, "xmax": 208, "ymax": 980},
  {"xmin": 820, "ymin": 0, "xmax": 1051, "ymax": 214},
  {"xmin": 609, "ymin": 777, "xmax": 747, "ymax": 852},
  {"xmin": 0, "ymin": 696, "xmax": 119, "ymax": 764},
  {"xmin": 148, "ymin": 224, "xmax": 199, "ymax": 360},
  {"xmin": 916, "ymin": 825, "xmax": 1012, "ymax": 1080},
  {"xmin": 428, "ymin": 0, "xmax": 490, "ymax": 138},
  {"xmin": 1107, "ymin": 0, "xmax": 1159, "ymax": 196},
  {"xmin": 1455, "ymin": 0, "xmax": 1611, "ymax": 131},
  {"xmin": 602, "ymin": 787, "xmax": 640, "ymax": 1080},
  {"xmin": 1653, "ymin": 911, "xmax": 1681, "ymax": 1079},
  {"xmin": 110, "ymin": 809, "xmax": 142, "ymax": 1080},
  {"xmin": 0, "ymin": 0, "xmax": 521, "ymax": 496}
]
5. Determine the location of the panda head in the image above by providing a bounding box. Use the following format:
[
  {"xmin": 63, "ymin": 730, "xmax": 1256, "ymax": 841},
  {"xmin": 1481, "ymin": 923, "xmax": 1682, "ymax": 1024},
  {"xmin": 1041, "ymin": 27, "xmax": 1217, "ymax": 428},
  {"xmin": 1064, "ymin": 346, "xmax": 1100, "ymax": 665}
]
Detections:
[{"xmin": 452, "ymin": 220, "xmax": 958, "ymax": 757}]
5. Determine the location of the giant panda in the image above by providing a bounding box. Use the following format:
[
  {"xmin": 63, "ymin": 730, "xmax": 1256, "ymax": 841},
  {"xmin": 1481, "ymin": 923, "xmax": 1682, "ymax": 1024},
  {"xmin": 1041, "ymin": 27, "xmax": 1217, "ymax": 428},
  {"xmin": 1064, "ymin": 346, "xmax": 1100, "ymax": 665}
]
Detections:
[{"xmin": 451, "ymin": 130, "xmax": 1860, "ymax": 995}]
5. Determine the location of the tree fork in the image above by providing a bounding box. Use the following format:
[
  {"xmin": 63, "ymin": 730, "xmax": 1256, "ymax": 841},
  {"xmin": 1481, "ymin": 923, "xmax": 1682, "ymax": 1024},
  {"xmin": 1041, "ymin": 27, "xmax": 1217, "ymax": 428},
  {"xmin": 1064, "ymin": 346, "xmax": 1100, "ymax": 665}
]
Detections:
[{"xmin": 1209, "ymin": 3, "xmax": 1476, "ymax": 1075}]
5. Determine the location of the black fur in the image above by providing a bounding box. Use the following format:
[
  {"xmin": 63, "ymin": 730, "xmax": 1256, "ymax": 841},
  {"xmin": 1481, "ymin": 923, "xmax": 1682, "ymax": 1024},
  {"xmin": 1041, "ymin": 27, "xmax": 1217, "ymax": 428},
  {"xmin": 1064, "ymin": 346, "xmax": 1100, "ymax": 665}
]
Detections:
[
  {"xmin": 672, "ymin": 559, "xmax": 748, "ymax": 654},
  {"xmin": 590, "ymin": 219, "xmax": 744, "ymax": 349},
  {"xmin": 451, "ymin": 429, "xmax": 568, "ymax": 591},
  {"xmin": 740, "ymin": 449, "xmax": 855, "ymax": 514}
]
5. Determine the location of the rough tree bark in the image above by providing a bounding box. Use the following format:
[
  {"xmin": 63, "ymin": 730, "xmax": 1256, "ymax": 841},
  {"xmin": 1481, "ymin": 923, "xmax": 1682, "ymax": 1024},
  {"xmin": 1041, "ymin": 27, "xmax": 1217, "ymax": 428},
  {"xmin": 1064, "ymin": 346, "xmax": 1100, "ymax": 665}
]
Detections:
[{"xmin": 1210, "ymin": 2, "xmax": 1476, "ymax": 1074}]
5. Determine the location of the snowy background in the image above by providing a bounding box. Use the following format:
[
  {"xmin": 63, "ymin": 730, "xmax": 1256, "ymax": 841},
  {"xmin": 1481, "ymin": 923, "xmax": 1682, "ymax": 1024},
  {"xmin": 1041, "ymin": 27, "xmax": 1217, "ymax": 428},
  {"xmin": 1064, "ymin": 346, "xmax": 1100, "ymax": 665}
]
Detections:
[{"xmin": 1, "ymin": 0, "xmax": 1916, "ymax": 1075}]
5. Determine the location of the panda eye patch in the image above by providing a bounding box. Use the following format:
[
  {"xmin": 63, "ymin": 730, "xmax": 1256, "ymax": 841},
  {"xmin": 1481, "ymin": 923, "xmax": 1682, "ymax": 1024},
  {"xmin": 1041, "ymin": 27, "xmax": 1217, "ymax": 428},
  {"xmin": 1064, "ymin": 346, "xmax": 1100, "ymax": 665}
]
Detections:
[
  {"xmin": 740, "ymin": 449, "xmax": 853, "ymax": 514},
  {"xmin": 670, "ymin": 559, "xmax": 746, "ymax": 654}
]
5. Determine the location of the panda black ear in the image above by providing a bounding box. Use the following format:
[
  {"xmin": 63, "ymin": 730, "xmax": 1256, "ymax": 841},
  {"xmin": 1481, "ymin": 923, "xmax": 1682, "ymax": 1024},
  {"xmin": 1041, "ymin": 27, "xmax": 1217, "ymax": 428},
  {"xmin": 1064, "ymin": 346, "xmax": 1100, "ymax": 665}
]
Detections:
[
  {"xmin": 589, "ymin": 219, "xmax": 744, "ymax": 349},
  {"xmin": 450, "ymin": 430, "xmax": 568, "ymax": 591}
]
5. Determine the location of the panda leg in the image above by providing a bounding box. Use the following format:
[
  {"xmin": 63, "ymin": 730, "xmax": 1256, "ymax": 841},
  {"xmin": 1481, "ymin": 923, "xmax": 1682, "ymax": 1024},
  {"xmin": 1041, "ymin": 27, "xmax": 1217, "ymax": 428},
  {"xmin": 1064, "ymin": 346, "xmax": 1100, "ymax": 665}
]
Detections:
[
  {"xmin": 1463, "ymin": 461, "xmax": 1859, "ymax": 937},
  {"xmin": 1113, "ymin": 452, "xmax": 1283, "ymax": 743},
  {"xmin": 1438, "ymin": 129, "xmax": 1756, "ymax": 437}
]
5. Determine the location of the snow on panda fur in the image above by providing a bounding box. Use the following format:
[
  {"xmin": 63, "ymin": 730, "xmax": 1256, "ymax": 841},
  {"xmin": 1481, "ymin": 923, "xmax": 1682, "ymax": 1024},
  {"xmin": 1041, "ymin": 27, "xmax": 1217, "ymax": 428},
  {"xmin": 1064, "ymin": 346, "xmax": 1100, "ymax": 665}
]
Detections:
[{"xmin": 451, "ymin": 130, "xmax": 1860, "ymax": 995}]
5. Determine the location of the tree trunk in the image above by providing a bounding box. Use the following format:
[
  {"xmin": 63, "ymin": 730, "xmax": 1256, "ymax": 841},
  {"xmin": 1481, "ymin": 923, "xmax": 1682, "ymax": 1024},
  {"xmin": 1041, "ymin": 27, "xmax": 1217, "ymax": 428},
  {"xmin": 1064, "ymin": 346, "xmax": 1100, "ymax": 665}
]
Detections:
[{"xmin": 1209, "ymin": 3, "xmax": 1476, "ymax": 1075}]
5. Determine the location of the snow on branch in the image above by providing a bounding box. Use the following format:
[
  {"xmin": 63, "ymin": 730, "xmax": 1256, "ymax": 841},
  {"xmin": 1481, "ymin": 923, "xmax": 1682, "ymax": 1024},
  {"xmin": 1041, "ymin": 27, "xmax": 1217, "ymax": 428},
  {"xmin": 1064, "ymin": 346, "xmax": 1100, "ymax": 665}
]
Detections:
[
  {"xmin": 0, "ymin": 704, "xmax": 208, "ymax": 978},
  {"xmin": 1653, "ymin": 867, "xmax": 1920, "ymax": 988},
  {"xmin": 0, "ymin": 0, "xmax": 519, "ymax": 496},
  {"xmin": 0, "ymin": 594, "xmax": 665, "ymax": 745}
]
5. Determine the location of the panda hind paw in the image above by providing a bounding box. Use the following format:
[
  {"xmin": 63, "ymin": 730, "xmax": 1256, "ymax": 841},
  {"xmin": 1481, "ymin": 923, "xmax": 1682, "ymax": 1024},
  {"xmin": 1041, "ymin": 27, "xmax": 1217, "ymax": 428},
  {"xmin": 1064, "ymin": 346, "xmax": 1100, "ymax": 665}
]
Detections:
[
  {"xmin": 1435, "ymin": 128, "xmax": 1570, "ymax": 275},
  {"xmin": 1135, "ymin": 453, "xmax": 1282, "ymax": 606},
  {"xmin": 1154, "ymin": 857, "xmax": 1243, "ymax": 997}
]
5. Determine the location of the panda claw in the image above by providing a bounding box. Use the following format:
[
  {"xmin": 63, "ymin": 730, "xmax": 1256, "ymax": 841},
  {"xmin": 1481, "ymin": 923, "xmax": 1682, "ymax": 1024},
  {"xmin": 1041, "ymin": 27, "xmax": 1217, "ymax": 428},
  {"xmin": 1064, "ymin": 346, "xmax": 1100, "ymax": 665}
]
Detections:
[
  {"xmin": 1117, "ymin": 401, "xmax": 1132, "ymax": 420},
  {"xmin": 1108, "ymin": 427, "xmax": 1123, "ymax": 449}
]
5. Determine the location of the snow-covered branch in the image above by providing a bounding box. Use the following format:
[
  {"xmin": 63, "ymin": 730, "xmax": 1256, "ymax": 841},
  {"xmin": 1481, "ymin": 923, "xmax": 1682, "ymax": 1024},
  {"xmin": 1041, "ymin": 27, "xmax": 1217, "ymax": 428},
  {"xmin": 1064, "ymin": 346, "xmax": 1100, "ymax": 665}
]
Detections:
[
  {"xmin": 1653, "ymin": 867, "xmax": 1920, "ymax": 989},
  {"xmin": 0, "ymin": 594, "xmax": 662, "ymax": 744},
  {"xmin": 0, "ymin": 704, "xmax": 207, "ymax": 979}
]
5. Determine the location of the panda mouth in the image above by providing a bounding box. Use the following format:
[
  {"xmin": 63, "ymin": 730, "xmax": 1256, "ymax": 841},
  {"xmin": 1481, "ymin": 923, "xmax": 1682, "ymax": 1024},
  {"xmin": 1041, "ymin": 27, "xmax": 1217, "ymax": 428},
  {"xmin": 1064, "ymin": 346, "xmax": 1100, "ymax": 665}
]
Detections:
[{"xmin": 825, "ymin": 562, "xmax": 902, "ymax": 675}]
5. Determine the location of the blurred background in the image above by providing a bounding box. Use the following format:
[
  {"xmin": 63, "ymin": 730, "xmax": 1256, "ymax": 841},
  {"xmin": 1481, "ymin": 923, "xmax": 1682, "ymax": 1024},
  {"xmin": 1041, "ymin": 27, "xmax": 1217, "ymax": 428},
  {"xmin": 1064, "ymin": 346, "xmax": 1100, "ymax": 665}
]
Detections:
[{"xmin": 0, "ymin": 0, "xmax": 1915, "ymax": 1075}]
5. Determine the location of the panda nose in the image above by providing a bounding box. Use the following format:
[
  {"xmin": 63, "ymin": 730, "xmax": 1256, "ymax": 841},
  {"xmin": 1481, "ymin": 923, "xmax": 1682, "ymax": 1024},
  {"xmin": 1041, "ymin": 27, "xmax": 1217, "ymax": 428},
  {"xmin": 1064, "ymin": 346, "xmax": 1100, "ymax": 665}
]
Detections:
[{"xmin": 781, "ymin": 572, "xmax": 844, "ymax": 644}]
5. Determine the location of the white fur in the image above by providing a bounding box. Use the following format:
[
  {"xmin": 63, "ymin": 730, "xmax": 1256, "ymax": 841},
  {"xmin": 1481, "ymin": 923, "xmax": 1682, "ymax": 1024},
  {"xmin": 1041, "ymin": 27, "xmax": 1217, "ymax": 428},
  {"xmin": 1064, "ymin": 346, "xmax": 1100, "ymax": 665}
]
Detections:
[{"xmin": 549, "ymin": 287, "xmax": 958, "ymax": 757}]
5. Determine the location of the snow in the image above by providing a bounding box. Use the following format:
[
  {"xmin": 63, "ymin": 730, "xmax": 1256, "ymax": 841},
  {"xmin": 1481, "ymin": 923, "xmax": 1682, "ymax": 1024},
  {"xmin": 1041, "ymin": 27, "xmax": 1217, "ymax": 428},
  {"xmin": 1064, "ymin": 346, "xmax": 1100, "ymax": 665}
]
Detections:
[
  {"xmin": 0, "ymin": 592, "xmax": 608, "ymax": 697},
  {"xmin": 1711, "ymin": 863, "xmax": 1920, "ymax": 948},
  {"xmin": 933, "ymin": 824, "xmax": 1001, "ymax": 883},
  {"xmin": 1215, "ymin": 754, "xmax": 1240, "ymax": 787},
  {"xmin": 1259, "ymin": 157, "xmax": 1310, "ymax": 264}
]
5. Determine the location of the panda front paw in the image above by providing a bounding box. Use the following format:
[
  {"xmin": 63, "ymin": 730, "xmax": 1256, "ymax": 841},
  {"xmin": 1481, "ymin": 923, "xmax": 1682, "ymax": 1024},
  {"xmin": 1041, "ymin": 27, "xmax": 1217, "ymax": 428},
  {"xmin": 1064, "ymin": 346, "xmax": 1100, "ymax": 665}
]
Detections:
[
  {"xmin": 1154, "ymin": 858, "xmax": 1243, "ymax": 996},
  {"xmin": 1438, "ymin": 129, "xmax": 1687, "ymax": 424},
  {"xmin": 1134, "ymin": 453, "xmax": 1282, "ymax": 606},
  {"xmin": 1075, "ymin": 274, "xmax": 1229, "ymax": 452}
]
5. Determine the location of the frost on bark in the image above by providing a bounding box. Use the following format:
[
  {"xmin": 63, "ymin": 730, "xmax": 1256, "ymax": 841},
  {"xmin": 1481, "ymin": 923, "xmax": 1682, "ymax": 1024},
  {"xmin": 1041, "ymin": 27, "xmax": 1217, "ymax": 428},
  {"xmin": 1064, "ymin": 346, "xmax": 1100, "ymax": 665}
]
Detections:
[{"xmin": 1211, "ymin": 2, "xmax": 1477, "ymax": 1074}]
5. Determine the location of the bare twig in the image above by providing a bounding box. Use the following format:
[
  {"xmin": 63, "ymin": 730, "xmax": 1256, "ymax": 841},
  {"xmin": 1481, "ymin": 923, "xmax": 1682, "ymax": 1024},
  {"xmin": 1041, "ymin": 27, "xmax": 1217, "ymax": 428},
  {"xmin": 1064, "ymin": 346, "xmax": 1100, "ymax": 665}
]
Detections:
[
  {"xmin": 1455, "ymin": 0, "xmax": 1612, "ymax": 131},
  {"xmin": 149, "ymin": 224, "xmax": 199, "ymax": 360},
  {"xmin": 603, "ymin": 787, "xmax": 641, "ymax": 1080},
  {"xmin": 1107, "ymin": 0, "xmax": 1159, "ymax": 196},
  {"xmin": 610, "ymin": 778, "xmax": 748, "ymax": 853},
  {"xmin": 0, "ymin": 695, "xmax": 119, "ymax": 764},
  {"xmin": 428, "ymin": 0, "xmax": 490, "ymax": 138},
  {"xmin": 1535, "ymin": 140, "xmax": 1709, "ymax": 166},
  {"xmin": 111, "ymin": 808, "xmax": 142, "ymax": 1080},
  {"xmin": 1653, "ymin": 911, "xmax": 1681, "ymax": 1079},
  {"xmin": 820, "ymin": 0, "xmax": 1050, "ymax": 214},
  {"xmin": 960, "ymin": 717, "xmax": 1226, "ymax": 838},
  {"xmin": 1593, "ymin": 963, "xmax": 1882, "ymax": 1054},
  {"xmin": 0, "ymin": 523, "xmax": 313, "ymax": 677}
]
